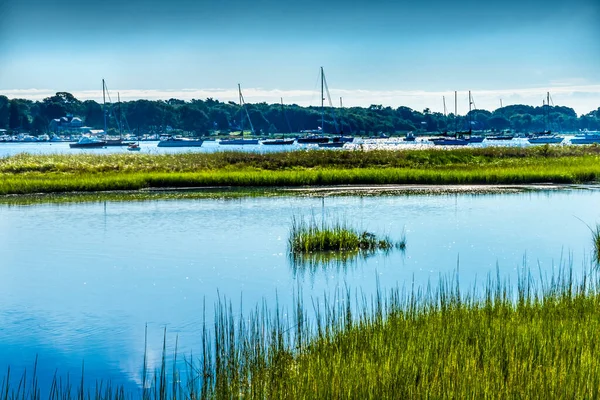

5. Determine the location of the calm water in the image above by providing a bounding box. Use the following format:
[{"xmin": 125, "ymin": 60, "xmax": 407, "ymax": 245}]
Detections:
[
  {"xmin": 0, "ymin": 137, "xmax": 571, "ymax": 157},
  {"xmin": 1, "ymin": 189, "xmax": 599, "ymax": 390}
]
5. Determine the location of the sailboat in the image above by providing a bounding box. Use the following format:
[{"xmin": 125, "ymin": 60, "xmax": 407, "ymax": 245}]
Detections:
[
  {"xmin": 431, "ymin": 91, "xmax": 468, "ymax": 146},
  {"xmin": 298, "ymin": 67, "xmax": 335, "ymax": 145},
  {"xmin": 528, "ymin": 93, "xmax": 563, "ymax": 144},
  {"xmin": 261, "ymin": 98, "xmax": 296, "ymax": 145},
  {"xmin": 101, "ymin": 83, "xmax": 134, "ymax": 146},
  {"xmin": 220, "ymin": 84, "xmax": 260, "ymax": 145}
]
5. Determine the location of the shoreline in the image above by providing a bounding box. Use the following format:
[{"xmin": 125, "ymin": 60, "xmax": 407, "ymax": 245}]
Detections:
[{"xmin": 2, "ymin": 183, "xmax": 599, "ymax": 205}]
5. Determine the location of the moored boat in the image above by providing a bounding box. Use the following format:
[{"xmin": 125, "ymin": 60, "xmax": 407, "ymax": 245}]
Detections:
[
  {"xmin": 261, "ymin": 138, "xmax": 295, "ymax": 145},
  {"xmin": 570, "ymin": 132, "xmax": 600, "ymax": 145},
  {"xmin": 157, "ymin": 136, "xmax": 204, "ymax": 147},
  {"xmin": 528, "ymin": 135, "xmax": 564, "ymax": 144},
  {"xmin": 69, "ymin": 136, "xmax": 107, "ymax": 149},
  {"xmin": 431, "ymin": 137, "xmax": 468, "ymax": 146},
  {"xmin": 297, "ymin": 135, "xmax": 329, "ymax": 144}
]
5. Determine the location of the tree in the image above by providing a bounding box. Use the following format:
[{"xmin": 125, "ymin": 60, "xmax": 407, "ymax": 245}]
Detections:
[
  {"xmin": 0, "ymin": 96, "xmax": 9, "ymax": 129},
  {"xmin": 32, "ymin": 115, "xmax": 48, "ymax": 134},
  {"xmin": 487, "ymin": 115, "xmax": 511, "ymax": 131},
  {"xmin": 8, "ymin": 101, "xmax": 20, "ymax": 129},
  {"xmin": 178, "ymin": 105, "xmax": 210, "ymax": 135}
]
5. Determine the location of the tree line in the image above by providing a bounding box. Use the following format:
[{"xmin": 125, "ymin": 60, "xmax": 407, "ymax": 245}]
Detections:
[{"xmin": 1, "ymin": 92, "xmax": 599, "ymax": 136}]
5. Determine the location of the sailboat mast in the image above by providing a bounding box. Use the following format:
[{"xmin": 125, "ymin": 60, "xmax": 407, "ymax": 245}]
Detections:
[
  {"xmin": 443, "ymin": 96, "xmax": 447, "ymax": 117},
  {"xmin": 320, "ymin": 66, "xmax": 324, "ymax": 133},
  {"xmin": 102, "ymin": 79, "xmax": 107, "ymax": 135},
  {"xmin": 118, "ymin": 92, "xmax": 122, "ymax": 139},
  {"xmin": 238, "ymin": 83, "xmax": 243, "ymax": 135},
  {"xmin": 468, "ymin": 90, "xmax": 472, "ymax": 134},
  {"xmin": 340, "ymin": 97, "xmax": 343, "ymax": 108},
  {"xmin": 454, "ymin": 91, "xmax": 458, "ymax": 135},
  {"xmin": 546, "ymin": 91, "xmax": 550, "ymax": 132}
]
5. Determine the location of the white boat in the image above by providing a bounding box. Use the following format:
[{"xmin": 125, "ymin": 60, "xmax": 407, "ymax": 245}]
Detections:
[
  {"xmin": 431, "ymin": 137, "xmax": 469, "ymax": 146},
  {"xmin": 528, "ymin": 135, "xmax": 564, "ymax": 144},
  {"xmin": 69, "ymin": 136, "xmax": 107, "ymax": 148},
  {"xmin": 528, "ymin": 93, "xmax": 563, "ymax": 144},
  {"xmin": 571, "ymin": 132, "xmax": 600, "ymax": 144},
  {"xmin": 157, "ymin": 136, "xmax": 204, "ymax": 147}
]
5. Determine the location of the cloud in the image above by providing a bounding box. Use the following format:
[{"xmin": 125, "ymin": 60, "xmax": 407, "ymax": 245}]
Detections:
[{"xmin": 4, "ymin": 85, "xmax": 600, "ymax": 115}]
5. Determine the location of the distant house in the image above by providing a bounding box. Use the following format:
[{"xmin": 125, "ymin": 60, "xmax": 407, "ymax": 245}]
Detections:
[{"xmin": 49, "ymin": 114, "xmax": 87, "ymax": 133}]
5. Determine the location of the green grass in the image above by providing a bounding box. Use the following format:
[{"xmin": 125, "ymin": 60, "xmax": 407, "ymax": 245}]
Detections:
[
  {"xmin": 593, "ymin": 224, "xmax": 600, "ymax": 264},
  {"xmin": 4, "ymin": 266, "xmax": 600, "ymax": 399},
  {"xmin": 1, "ymin": 146, "xmax": 600, "ymax": 195},
  {"xmin": 288, "ymin": 215, "xmax": 394, "ymax": 253}
]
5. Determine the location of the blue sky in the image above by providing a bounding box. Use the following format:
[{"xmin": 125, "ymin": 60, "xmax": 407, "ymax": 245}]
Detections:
[{"xmin": 1, "ymin": 0, "xmax": 599, "ymax": 113}]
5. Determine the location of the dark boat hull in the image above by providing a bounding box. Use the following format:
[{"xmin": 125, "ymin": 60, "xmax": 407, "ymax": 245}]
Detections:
[
  {"xmin": 105, "ymin": 139, "xmax": 134, "ymax": 146},
  {"xmin": 69, "ymin": 141, "xmax": 107, "ymax": 149},
  {"xmin": 261, "ymin": 139, "xmax": 295, "ymax": 145},
  {"xmin": 219, "ymin": 139, "xmax": 260, "ymax": 145},
  {"xmin": 297, "ymin": 136, "xmax": 329, "ymax": 144}
]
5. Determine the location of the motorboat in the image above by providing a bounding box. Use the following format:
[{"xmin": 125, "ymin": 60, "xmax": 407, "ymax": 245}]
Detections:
[
  {"xmin": 297, "ymin": 135, "xmax": 329, "ymax": 144},
  {"xmin": 528, "ymin": 135, "xmax": 564, "ymax": 144},
  {"xmin": 261, "ymin": 138, "xmax": 295, "ymax": 145},
  {"xmin": 404, "ymin": 132, "xmax": 416, "ymax": 142},
  {"xmin": 127, "ymin": 142, "xmax": 141, "ymax": 151},
  {"xmin": 570, "ymin": 132, "xmax": 600, "ymax": 145},
  {"xmin": 69, "ymin": 136, "xmax": 107, "ymax": 149},
  {"xmin": 157, "ymin": 136, "xmax": 204, "ymax": 147}
]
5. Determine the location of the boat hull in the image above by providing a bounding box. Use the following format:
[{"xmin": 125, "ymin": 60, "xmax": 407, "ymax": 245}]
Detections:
[
  {"xmin": 431, "ymin": 139, "xmax": 468, "ymax": 146},
  {"xmin": 486, "ymin": 135, "xmax": 514, "ymax": 141},
  {"xmin": 570, "ymin": 136, "xmax": 600, "ymax": 144},
  {"xmin": 69, "ymin": 141, "xmax": 107, "ymax": 149},
  {"xmin": 157, "ymin": 139, "xmax": 204, "ymax": 147},
  {"xmin": 261, "ymin": 139, "xmax": 295, "ymax": 145},
  {"xmin": 297, "ymin": 136, "xmax": 329, "ymax": 144},
  {"xmin": 219, "ymin": 139, "xmax": 260, "ymax": 145},
  {"xmin": 105, "ymin": 139, "xmax": 134, "ymax": 146},
  {"xmin": 528, "ymin": 137, "xmax": 564, "ymax": 144}
]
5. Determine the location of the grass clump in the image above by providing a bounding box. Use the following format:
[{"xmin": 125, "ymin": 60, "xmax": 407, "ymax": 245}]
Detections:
[{"xmin": 288, "ymin": 215, "xmax": 393, "ymax": 253}]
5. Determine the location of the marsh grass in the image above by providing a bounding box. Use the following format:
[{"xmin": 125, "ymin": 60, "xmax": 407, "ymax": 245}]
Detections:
[
  {"xmin": 593, "ymin": 224, "xmax": 600, "ymax": 264},
  {"xmin": 4, "ymin": 266, "xmax": 600, "ymax": 399},
  {"xmin": 1, "ymin": 147, "xmax": 600, "ymax": 195},
  {"xmin": 288, "ymin": 215, "xmax": 394, "ymax": 253}
]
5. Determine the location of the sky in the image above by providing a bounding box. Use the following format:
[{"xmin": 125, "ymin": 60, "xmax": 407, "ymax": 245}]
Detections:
[{"xmin": 0, "ymin": 0, "xmax": 599, "ymax": 114}]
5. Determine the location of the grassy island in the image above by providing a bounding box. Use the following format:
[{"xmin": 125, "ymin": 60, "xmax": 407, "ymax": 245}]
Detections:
[
  {"xmin": 288, "ymin": 216, "xmax": 394, "ymax": 253},
  {"xmin": 1, "ymin": 145, "xmax": 600, "ymax": 195}
]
